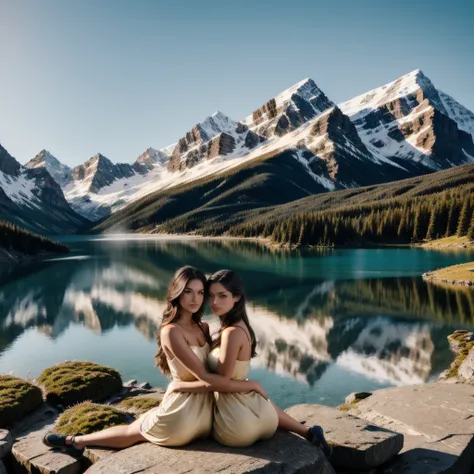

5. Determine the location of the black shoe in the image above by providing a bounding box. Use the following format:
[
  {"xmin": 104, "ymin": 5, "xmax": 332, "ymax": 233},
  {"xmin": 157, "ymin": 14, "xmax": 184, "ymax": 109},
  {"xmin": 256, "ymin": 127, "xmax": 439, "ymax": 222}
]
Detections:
[
  {"xmin": 308, "ymin": 425, "xmax": 333, "ymax": 459},
  {"xmin": 42, "ymin": 432, "xmax": 85, "ymax": 457}
]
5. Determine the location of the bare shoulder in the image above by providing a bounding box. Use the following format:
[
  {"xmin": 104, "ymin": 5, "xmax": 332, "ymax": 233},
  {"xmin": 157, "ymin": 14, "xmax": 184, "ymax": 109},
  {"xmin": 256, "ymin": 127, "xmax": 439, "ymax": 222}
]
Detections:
[
  {"xmin": 161, "ymin": 324, "xmax": 183, "ymax": 341},
  {"xmin": 221, "ymin": 326, "xmax": 244, "ymax": 342}
]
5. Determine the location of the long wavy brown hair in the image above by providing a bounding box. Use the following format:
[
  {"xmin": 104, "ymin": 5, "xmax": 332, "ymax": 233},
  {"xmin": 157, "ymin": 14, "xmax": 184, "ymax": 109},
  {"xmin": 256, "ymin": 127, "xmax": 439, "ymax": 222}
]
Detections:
[
  {"xmin": 154, "ymin": 266, "xmax": 210, "ymax": 376},
  {"xmin": 208, "ymin": 269, "xmax": 257, "ymax": 358}
]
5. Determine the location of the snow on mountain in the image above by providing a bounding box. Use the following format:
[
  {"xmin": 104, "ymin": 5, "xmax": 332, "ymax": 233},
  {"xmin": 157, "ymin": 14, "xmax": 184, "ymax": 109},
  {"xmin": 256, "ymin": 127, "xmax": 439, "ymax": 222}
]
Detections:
[
  {"xmin": 24, "ymin": 70, "xmax": 474, "ymax": 223},
  {"xmin": 0, "ymin": 144, "xmax": 88, "ymax": 233},
  {"xmin": 134, "ymin": 147, "xmax": 168, "ymax": 171},
  {"xmin": 336, "ymin": 317, "xmax": 434, "ymax": 386},
  {"xmin": 167, "ymin": 111, "xmax": 262, "ymax": 173},
  {"xmin": 0, "ymin": 166, "xmax": 42, "ymax": 210},
  {"xmin": 160, "ymin": 142, "xmax": 177, "ymax": 157},
  {"xmin": 439, "ymin": 90, "xmax": 474, "ymax": 140},
  {"xmin": 197, "ymin": 110, "xmax": 238, "ymax": 141},
  {"xmin": 25, "ymin": 150, "xmax": 73, "ymax": 187},
  {"xmin": 340, "ymin": 69, "xmax": 474, "ymax": 170},
  {"xmin": 71, "ymin": 153, "xmax": 137, "ymax": 194},
  {"xmin": 243, "ymin": 78, "xmax": 334, "ymax": 138},
  {"xmin": 341, "ymin": 69, "xmax": 430, "ymax": 119}
]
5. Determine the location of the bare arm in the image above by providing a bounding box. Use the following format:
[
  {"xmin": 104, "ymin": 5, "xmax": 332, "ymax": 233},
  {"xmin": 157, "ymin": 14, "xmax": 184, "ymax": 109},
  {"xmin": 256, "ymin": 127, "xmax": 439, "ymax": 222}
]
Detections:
[{"xmin": 162, "ymin": 325, "xmax": 263, "ymax": 394}]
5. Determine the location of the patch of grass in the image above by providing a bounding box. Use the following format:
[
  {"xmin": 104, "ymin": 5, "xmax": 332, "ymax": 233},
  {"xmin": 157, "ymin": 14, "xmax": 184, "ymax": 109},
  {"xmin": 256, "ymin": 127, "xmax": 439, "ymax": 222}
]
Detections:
[
  {"xmin": 441, "ymin": 331, "xmax": 474, "ymax": 380},
  {"xmin": 38, "ymin": 361, "xmax": 123, "ymax": 407},
  {"xmin": 428, "ymin": 262, "xmax": 474, "ymax": 282},
  {"xmin": 337, "ymin": 397, "xmax": 364, "ymax": 413},
  {"xmin": 422, "ymin": 236, "xmax": 473, "ymax": 249},
  {"xmin": 338, "ymin": 403, "xmax": 357, "ymax": 412},
  {"xmin": 0, "ymin": 375, "xmax": 43, "ymax": 427},
  {"xmin": 54, "ymin": 402, "xmax": 130, "ymax": 435},
  {"xmin": 117, "ymin": 397, "xmax": 161, "ymax": 415}
]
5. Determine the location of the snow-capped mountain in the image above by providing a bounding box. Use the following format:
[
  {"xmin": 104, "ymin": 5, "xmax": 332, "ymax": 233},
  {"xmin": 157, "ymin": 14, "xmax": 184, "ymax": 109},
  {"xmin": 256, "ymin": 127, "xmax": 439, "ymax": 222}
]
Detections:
[
  {"xmin": 25, "ymin": 150, "xmax": 73, "ymax": 187},
  {"xmin": 339, "ymin": 69, "xmax": 474, "ymax": 170},
  {"xmin": 71, "ymin": 153, "xmax": 137, "ymax": 194},
  {"xmin": 14, "ymin": 69, "xmax": 474, "ymax": 224},
  {"xmin": 243, "ymin": 78, "xmax": 334, "ymax": 137},
  {"xmin": 0, "ymin": 144, "xmax": 89, "ymax": 233},
  {"xmin": 167, "ymin": 111, "xmax": 263, "ymax": 172},
  {"xmin": 335, "ymin": 317, "xmax": 435, "ymax": 386},
  {"xmin": 134, "ymin": 147, "xmax": 168, "ymax": 172},
  {"xmin": 55, "ymin": 112, "xmax": 267, "ymax": 220}
]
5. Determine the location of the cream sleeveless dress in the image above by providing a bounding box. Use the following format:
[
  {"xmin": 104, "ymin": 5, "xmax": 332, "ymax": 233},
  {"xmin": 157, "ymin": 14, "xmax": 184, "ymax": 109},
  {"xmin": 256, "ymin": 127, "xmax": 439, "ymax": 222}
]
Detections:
[
  {"xmin": 208, "ymin": 346, "xmax": 278, "ymax": 447},
  {"xmin": 140, "ymin": 343, "xmax": 213, "ymax": 446}
]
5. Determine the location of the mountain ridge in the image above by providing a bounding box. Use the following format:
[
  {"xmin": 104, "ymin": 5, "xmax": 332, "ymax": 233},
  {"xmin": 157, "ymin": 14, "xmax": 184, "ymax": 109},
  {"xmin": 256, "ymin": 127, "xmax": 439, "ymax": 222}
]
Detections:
[
  {"xmin": 0, "ymin": 144, "xmax": 90, "ymax": 233},
  {"xmin": 12, "ymin": 69, "xmax": 474, "ymax": 223}
]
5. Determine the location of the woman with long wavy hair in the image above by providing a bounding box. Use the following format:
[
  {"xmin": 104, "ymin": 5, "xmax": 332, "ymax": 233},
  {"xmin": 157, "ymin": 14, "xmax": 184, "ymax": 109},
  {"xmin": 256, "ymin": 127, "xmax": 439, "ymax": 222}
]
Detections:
[
  {"xmin": 169, "ymin": 269, "xmax": 332, "ymax": 457},
  {"xmin": 43, "ymin": 266, "xmax": 266, "ymax": 456}
]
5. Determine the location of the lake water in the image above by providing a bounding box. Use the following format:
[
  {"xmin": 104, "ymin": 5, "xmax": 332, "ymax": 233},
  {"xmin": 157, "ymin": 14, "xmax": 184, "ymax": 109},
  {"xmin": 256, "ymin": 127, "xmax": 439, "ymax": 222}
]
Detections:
[{"xmin": 1, "ymin": 236, "xmax": 473, "ymax": 408}]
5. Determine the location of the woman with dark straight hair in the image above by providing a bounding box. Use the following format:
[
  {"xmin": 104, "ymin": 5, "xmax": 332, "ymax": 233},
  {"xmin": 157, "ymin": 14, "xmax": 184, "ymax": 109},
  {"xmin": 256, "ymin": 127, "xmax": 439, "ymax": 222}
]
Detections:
[
  {"xmin": 170, "ymin": 269, "xmax": 332, "ymax": 458},
  {"xmin": 43, "ymin": 266, "xmax": 266, "ymax": 456}
]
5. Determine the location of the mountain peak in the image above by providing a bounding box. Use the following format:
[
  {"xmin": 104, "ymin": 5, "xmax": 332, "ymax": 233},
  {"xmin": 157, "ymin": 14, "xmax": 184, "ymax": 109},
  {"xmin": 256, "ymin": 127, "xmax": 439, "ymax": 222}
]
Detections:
[
  {"xmin": 91, "ymin": 153, "xmax": 111, "ymax": 164},
  {"xmin": 243, "ymin": 77, "xmax": 334, "ymax": 137},
  {"xmin": 134, "ymin": 147, "xmax": 168, "ymax": 169},
  {"xmin": 195, "ymin": 111, "xmax": 238, "ymax": 143},
  {"xmin": 273, "ymin": 77, "xmax": 323, "ymax": 108},
  {"xmin": 199, "ymin": 111, "xmax": 236, "ymax": 130},
  {"xmin": 0, "ymin": 142, "xmax": 21, "ymax": 176},
  {"xmin": 211, "ymin": 110, "xmax": 227, "ymax": 119},
  {"xmin": 24, "ymin": 149, "xmax": 72, "ymax": 186},
  {"xmin": 35, "ymin": 149, "xmax": 63, "ymax": 167},
  {"xmin": 340, "ymin": 68, "xmax": 442, "ymax": 119}
]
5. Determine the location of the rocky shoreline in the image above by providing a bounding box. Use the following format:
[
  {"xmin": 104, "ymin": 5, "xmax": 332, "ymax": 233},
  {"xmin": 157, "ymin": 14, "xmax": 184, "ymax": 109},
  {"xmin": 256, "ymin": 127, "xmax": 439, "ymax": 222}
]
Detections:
[{"xmin": 1, "ymin": 331, "xmax": 473, "ymax": 474}]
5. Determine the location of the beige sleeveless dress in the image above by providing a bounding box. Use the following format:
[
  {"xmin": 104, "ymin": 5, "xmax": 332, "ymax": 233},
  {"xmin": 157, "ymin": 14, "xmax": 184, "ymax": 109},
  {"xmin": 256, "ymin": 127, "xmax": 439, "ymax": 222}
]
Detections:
[
  {"xmin": 140, "ymin": 343, "xmax": 213, "ymax": 446},
  {"xmin": 208, "ymin": 346, "xmax": 278, "ymax": 447}
]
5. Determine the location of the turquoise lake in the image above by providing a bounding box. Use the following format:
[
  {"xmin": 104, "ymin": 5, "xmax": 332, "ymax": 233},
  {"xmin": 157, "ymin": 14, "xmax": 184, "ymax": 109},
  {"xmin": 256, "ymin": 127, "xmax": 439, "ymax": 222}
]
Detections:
[{"xmin": 1, "ymin": 236, "xmax": 473, "ymax": 408}]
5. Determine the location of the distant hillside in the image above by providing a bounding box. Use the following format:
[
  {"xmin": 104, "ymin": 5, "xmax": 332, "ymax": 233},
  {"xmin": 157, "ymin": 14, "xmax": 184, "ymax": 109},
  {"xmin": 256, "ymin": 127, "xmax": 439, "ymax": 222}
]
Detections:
[
  {"xmin": 91, "ymin": 148, "xmax": 329, "ymax": 233},
  {"xmin": 0, "ymin": 220, "xmax": 69, "ymax": 266},
  {"xmin": 226, "ymin": 163, "xmax": 474, "ymax": 247},
  {"xmin": 0, "ymin": 144, "xmax": 89, "ymax": 234},
  {"xmin": 93, "ymin": 158, "xmax": 474, "ymax": 249},
  {"xmin": 28, "ymin": 69, "xmax": 474, "ymax": 222}
]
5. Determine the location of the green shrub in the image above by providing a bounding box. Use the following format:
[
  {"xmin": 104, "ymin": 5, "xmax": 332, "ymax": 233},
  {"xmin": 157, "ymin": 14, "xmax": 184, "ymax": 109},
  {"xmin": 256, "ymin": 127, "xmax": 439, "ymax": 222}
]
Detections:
[
  {"xmin": 54, "ymin": 402, "xmax": 130, "ymax": 435},
  {"xmin": 38, "ymin": 361, "xmax": 122, "ymax": 407},
  {"xmin": 0, "ymin": 375, "xmax": 43, "ymax": 427},
  {"xmin": 117, "ymin": 397, "xmax": 161, "ymax": 415}
]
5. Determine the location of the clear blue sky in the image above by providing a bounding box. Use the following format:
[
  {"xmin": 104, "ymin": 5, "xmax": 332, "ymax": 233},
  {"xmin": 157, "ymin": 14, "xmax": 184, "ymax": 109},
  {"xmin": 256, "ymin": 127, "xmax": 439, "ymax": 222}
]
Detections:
[{"xmin": 0, "ymin": 0, "xmax": 472, "ymax": 167}]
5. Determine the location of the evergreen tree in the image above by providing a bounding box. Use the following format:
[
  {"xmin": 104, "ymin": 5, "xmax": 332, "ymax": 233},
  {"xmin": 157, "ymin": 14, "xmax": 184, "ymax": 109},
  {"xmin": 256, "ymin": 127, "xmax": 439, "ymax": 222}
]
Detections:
[
  {"xmin": 425, "ymin": 206, "xmax": 439, "ymax": 241},
  {"xmin": 467, "ymin": 216, "xmax": 474, "ymax": 241},
  {"xmin": 412, "ymin": 206, "xmax": 422, "ymax": 241},
  {"xmin": 457, "ymin": 198, "xmax": 471, "ymax": 237},
  {"xmin": 445, "ymin": 205, "xmax": 459, "ymax": 237}
]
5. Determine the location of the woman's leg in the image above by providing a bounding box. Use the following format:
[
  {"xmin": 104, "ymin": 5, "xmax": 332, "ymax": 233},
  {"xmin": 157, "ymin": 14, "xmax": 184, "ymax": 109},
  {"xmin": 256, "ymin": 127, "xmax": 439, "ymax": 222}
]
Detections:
[
  {"xmin": 272, "ymin": 403, "xmax": 309, "ymax": 438},
  {"xmin": 70, "ymin": 417, "xmax": 147, "ymax": 449},
  {"xmin": 272, "ymin": 402, "xmax": 332, "ymax": 458}
]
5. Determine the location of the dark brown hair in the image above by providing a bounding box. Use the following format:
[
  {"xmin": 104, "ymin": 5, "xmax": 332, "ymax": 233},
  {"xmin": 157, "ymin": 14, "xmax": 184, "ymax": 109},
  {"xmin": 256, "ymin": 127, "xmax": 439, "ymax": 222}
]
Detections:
[
  {"xmin": 154, "ymin": 266, "xmax": 210, "ymax": 376},
  {"xmin": 208, "ymin": 269, "xmax": 257, "ymax": 358}
]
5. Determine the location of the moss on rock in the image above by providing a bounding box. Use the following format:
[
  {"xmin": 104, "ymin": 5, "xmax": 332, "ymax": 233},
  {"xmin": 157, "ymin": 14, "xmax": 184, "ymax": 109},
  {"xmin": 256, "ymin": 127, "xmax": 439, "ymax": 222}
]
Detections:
[
  {"xmin": 54, "ymin": 402, "xmax": 130, "ymax": 435},
  {"xmin": 117, "ymin": 397, "xmax": 161, "ymax": 415},
  {"xmin": 0, "ymin": 376, "xmax": 43, "ymax": 428},
  {"xmin": 337, "ymin": 396, "xmax": 365, "ymax": 414},
  {"xmin": 441, "ymin": 331, "xmax": 474, "ymax": 380},
  {"xmin": 38, "ymin": 361, "xmax": 122, "ymax": 407}
]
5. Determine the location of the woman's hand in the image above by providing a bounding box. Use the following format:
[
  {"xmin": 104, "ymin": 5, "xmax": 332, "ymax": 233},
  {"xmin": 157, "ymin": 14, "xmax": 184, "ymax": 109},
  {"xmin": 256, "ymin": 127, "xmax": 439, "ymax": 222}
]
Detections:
[{"xmin": 250, "ymin": 381, "xmax": 268, "ymax": 400}]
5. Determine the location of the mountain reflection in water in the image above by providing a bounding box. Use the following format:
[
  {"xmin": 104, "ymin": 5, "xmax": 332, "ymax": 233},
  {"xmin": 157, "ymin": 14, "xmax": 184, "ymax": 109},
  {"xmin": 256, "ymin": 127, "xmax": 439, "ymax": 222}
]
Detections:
[{"xmin": 0, "ymin": 239, "xmax": 473, "ymax": 403}]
